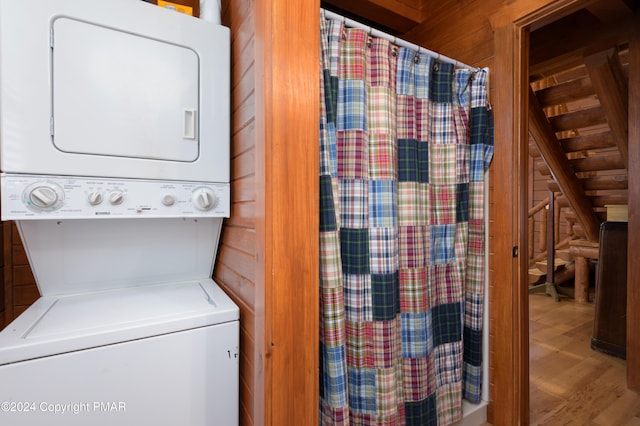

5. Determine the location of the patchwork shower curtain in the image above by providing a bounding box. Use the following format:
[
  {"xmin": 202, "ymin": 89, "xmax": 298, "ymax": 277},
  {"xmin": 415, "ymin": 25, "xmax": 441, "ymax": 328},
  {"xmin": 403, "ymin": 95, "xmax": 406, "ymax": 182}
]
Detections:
[{"xmin": 319, "ymin": 16, "xmax": 493, "ymax": 426}]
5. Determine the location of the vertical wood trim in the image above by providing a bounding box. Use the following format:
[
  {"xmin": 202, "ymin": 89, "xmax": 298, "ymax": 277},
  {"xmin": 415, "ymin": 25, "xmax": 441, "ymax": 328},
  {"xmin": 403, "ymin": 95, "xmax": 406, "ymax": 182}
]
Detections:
[
  {"xmin": 256, "ymin": 1, "xmax": 320, "ymax": 424},
  {"xmin": 491, "ymin": 23, "xmax": 528, "ymax": 425},
  {"xmin": 627, "ymin": 12, "xmax": 640, "ymax": 392}
]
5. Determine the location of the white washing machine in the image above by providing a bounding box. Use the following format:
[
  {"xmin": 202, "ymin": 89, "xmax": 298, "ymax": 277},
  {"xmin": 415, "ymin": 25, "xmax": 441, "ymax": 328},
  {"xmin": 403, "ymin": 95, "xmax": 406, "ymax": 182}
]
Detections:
[{"xmin": 0, "ymin": 0, "xmax": 238, "ymax": 425}]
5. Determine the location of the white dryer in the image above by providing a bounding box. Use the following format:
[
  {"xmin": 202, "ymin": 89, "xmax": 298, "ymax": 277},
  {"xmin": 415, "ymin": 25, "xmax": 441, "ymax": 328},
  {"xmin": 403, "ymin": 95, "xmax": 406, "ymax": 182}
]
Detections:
[{"xmin": 0, "ymin": 0, "xmax": 238, "ymax": 425}]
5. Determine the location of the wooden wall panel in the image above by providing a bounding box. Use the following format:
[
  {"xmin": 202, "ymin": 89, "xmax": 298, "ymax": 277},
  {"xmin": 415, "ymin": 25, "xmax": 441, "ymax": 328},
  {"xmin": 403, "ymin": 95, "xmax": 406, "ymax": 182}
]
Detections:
[{"xmin": 217, "ymin": 1, "xmax": 319, "ymax": 425}]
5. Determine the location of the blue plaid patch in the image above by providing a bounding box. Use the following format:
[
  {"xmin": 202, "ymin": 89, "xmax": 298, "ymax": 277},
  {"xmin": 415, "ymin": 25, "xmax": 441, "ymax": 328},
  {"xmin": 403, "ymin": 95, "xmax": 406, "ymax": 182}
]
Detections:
[
  {"xmin": 405, "ymin": 395, "xmax": 437, "ymax": 426},
  {"xmin": 338, "ymin": 79, "xmax": 367, "ymax": 131},
  {"xmin": 401, "ymin": 312, "xmax": 429, "ymax": 358},
  {"xmin": 430, "ymin": 224, "xmax": 456, "ymax": 264},
  {"xmin": 348, "ymin": 367, "xmax": 377, "ymax": 412},
  {"xmin": 396, "ymin": 47, "xmax": 415, "ymax": 96},
  {"xmin": 456, "ymin": 183, "xmax": 469, "ymax": 223},
  {"xmin": 321, "ymin": 343, "xmax": 348, "ymax": 407},
  {"xmin": 369, "ymin": 180, "xmax": 397, "ymax": 228},
  {"xmin": 320, "ymin": 175, "xmax": 338, "ymax": 232}
]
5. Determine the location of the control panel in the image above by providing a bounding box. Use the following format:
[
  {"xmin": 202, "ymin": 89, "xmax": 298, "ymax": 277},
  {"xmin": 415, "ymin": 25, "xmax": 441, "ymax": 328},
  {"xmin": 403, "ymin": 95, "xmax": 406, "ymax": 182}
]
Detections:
[{"xmin": 0, "ymin": 174, "xmax": 230, "ymax": 220}]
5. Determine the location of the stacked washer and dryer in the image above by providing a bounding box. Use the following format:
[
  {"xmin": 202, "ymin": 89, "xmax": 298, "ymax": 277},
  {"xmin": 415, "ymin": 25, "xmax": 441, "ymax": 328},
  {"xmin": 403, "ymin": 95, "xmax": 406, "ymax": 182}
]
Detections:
[{"xmin": 0, "ymin": 0, "xmax": 239, "ymax": 425}]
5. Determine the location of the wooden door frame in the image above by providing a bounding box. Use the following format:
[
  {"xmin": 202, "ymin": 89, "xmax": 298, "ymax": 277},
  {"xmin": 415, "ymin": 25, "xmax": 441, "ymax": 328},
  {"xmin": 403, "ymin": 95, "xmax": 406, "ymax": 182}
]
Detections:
[{"xmin": 491, "ymin": 0, "xmax": 619, "ymax": 423}]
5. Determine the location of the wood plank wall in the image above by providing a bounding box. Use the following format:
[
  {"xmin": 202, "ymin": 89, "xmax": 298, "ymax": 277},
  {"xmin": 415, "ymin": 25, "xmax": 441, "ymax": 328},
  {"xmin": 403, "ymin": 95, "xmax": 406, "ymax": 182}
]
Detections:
[
  {"xmin": 1, "ymin": 222, "xmax": 39, "ymax": 330},
  {"xmin": 217, "ymin": 1, "xmax": 319, "ymax": 424}
]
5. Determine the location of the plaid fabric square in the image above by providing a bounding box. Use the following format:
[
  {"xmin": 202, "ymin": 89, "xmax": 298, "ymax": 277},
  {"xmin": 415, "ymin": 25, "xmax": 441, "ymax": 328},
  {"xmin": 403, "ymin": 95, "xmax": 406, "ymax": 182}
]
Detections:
[
  {"xmin": 346, "ymin": 320, "xmax": 374, "ymax": 368},
  {"xmin": 368, "ymin": 38, "xmax": 396, "ymax": 88},
  {"xmin": 368, "ymin": 86, "xmax": 395, "ymax": 135},
  {"xmin": 402, "ymin": 356, "xmax": 435, "ymax": 402},
  {"xmin": 431, "ymin": 263, "xmax": 464, "ymax": 306},
  {"xmin": 344, "ymin": 273, "xmax": 373, "ymax": 322},
  {"xmin": 434, "ymin": 342, "xmax": 463, "ymax": 388},
  {"xmin": 416, "ymin": 97, "xmax": 430, "ymax": 143},
  {"xmin": 463, "ymin": 363, "xmax": 483, "ymax": 403},
  {"xmin": 464, "ymin": 286, "xmax": 484, "ymax": 331},
  {"xmin": 468, "ymin": 219, "xmax": 485, "ymax": 256},
  {"xmin": 349, "ymin": 412, "xmax": 374, "ymax": 425},
  {"xmin": 454, "ymin": 222, "xmax": 469, "ymax": 262},
  {"xmin": 322, "ymin": 343, "xmax": 348, "ymax": 407},
  {"xmin": 469, "ymin": 106, "xmax": 489, "ymax": 146},
  {"xmin": 348, "ymin": 366, "xmax": 377, "ymax": 413},
  {"xmin": 405, "ymin": 395, "xmax": 437, "ymax": 426},
  {"xmin": 414, "ymin": 53, "xmax": 432, "ymax": 100},
  {"xmin": 322, "ymin": 70, "xmax": 339, "ymax": 127},
  {"xmin": 322, "ymin": 286, "xmax": 346, "ymax": 345},
  {"xmin": 465, "ymin": 256, "xmax": 485, "ymax": 296},
  {"xmin": 429, "ymin": 224, "xmax": 456, "ymax": 265},
  {"xmin": 320, "ymin": 175, "xmax": 338, "ymax": 232},
  {"xmin": 469, "ymin": 144, "xmax": 485, "ymax": 183},
  {"xmin": 320, "ymin": 399, "xmax": 348, "ymax": 426},
  {"xmin": 320, "ymin": 18, "xmax": 342, "ymax": 78},
  {"xmin": 397, "ymin": 94, "xmax": 416, "ymax": 140},
  {"xmin": 463, "ymin": 325, "xmax": 483, "ymax": 367},
  {"xmin": 398, "ymin": 226, "xmax": 426, "ymax": 269},
  {"xmin": 340, "ymin": 29, "xmax": 367, "ymax": 81},
  {"xmin": 470, "ymin": 68, "xmax": 489, "ymax": 109},
  {"xmin": 338, "ymin": 80, "xmax": 367, "ymax": 131},
  {"xmin": 339, "ymin": 179, "xmax": 368, "ymax": 228},
  {"xmin": 431, "ymin": 302, "xmax": 462, "ymax": 347},
  {"xmin": 398, "ymin": 139, "xmax": 418, "ymax": 183},
  {"xmin": 396, "ymin": 47, "xmax": 416, "ymax": 96},
  {"xmin": 372, "ymin": 319, "xmax": 399, "ymax": 368},
  {"xmin": 456, "ymin": 144, "xmax": 470, "ymax": 184},
  {"xmin": 399, "ymin": 268, "xmax": 428, "ymax": 313},
  {"xmin": 456, "ymin": 183, "xmax": 469, "ymax": 223},
  {"xmin": 453, "ymin": 108, "xmax": 469, "ymax": 150},
  {"xmin": 417, "ymin": 142, "xmax": 429, "ymax": 184},
  {"xmin": 398, "ymin": 182, "xmax": 425, "ymax": 226},
  {"xmin": 340, "ymin": 227, "xmax": 370, "ymax": 275},
  {"xmin": 429, "ymin": 61, "xmax": 454, "ymax": 104},
  {"xmin": 469, "ymin": 181, "xmax": 485, "ymax": 220},
  {"xmin": 436, "ymin": 381, "xmax": 463, "ymax": 426},
  {"xmin": 369, "ymin": 133, "xmax": 396, "ymax": 180},
  {"xmin": 430, "ymin": 103, "xmax": 456, "ymax": 145},
  {"xmin": 337, "ymin": 130, "xmax": 368, "ymax": 179},
  {"xmin": 369, "ymin": 227, "xmax": 398, "ymax": 274},
  {"xmin": 320, "ymin": 118, "xmax": 338, "ymax": 178},
  {"xmin": 369, "ymin": 180, "xmax": 398, "ymax": 229},
  {"xmin": 375, "ymin": 367, "xmax": 400, "ymax": 418},
  {"xmin": 429, "ymin": 184, "xmax": 456, "ymax": 225},
  {"xmin": 429, "ymin": 145, "xmax": 456, "ymax": 185},
  {"xmin": 400, "ymin": 312, "xmax": 428, "ymax": 358},
  {"xmin": 371, "ymin": 272, "xmax": 400, "ymax": 321},
  {"xmin": 454, "ymin": 69, "xmax": 471, "ymax": 108},
  {"xmin": 320, "ymin": 231, "xmax": 342, "ymax": 289}
]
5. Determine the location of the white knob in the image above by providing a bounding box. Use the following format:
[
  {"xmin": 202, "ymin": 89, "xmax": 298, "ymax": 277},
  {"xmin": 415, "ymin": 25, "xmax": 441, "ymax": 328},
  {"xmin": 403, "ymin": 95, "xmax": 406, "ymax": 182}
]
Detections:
[
  {"xmin": 109, "ymin": 191, "xmax": 124, "ymax": 205},
  {"xmin": 192, "ymin": 188, "xmax": 218, "ymax": 211},
  {"xmin": 162, "ymin": 194, "xmax": 176, "ymax": 206},
  {"xmin": 88, "ymin": 191, "xmax": 103, "ymax": 206},
  {"xmin": 29, "ymin": 186, "xmax": 58, "ymax": 208}
]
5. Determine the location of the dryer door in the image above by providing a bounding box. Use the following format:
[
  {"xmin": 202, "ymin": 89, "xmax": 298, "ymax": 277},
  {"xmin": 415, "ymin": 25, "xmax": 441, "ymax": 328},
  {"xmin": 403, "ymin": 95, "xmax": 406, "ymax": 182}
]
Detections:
[{"xmin": 52, "ymin": 17, "xmax": 200, "ymax": 162}]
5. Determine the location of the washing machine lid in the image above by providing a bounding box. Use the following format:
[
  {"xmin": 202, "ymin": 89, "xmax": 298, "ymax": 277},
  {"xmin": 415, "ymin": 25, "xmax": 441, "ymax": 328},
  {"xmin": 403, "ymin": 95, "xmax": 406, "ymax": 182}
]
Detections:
[{"xmin": 0, "ymin": 279, "xmax": 238, "ymax": 365}]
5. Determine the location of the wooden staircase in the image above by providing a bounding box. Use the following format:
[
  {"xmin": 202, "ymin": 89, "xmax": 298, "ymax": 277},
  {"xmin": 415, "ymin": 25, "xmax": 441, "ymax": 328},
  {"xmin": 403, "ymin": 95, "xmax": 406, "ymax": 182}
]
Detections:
[{"xmin": 526, "ymin": 12, "xmax": 633, "ymax": 302}]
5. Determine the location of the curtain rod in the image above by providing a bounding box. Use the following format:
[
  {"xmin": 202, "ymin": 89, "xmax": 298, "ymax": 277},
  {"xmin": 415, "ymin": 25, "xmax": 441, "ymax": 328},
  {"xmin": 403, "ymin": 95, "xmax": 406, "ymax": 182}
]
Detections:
[{"xmin": 321, "ymin": 8, "xmax": 478, "ymax": 72}]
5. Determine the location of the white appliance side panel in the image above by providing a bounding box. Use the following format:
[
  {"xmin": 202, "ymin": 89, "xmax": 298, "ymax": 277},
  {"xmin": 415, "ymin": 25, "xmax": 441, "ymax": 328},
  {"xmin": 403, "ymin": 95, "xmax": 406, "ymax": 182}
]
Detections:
[
  {"xmin": 53, "ymin": 17, "xmax": 200, "ymax": 162},
  {"xmin": 17, "ymin": 218, "xmax": 222, "ymax": 296},
  {"xmin": 0, "ymin": 323, "xmax": 239, "ymax": 426},
  {"xmin": 0, "ymin": 0, "xmax": 229, "ymax": 183}
]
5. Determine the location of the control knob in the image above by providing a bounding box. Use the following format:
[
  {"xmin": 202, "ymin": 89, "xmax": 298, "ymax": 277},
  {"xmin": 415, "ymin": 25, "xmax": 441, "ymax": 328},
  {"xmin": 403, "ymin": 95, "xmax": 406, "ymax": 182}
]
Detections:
[
  {"xmin": 192, "ymin": 188, "xmax": 218, "ymax": 211},
  {"xmin": 109, "ymin": 191, "xmax": 124, "ymax": 205},
  {"xmin": 88, "ymin": 191, "xmax": 103, "ymax": 206},
  {"xmin": 24, "ymin": 182, "xmax": 64, "ymax": 212},
  {"xmin": 29, "ymin": 186, "xmax": 59, "ymax": 208}
]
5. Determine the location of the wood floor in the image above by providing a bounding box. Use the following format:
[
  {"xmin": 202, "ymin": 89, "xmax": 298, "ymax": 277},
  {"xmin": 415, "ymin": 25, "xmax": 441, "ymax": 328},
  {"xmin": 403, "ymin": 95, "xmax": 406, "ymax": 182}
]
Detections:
[{"xmin": 529, "ymin": 293, "xmax": 640, "ymax": 425}]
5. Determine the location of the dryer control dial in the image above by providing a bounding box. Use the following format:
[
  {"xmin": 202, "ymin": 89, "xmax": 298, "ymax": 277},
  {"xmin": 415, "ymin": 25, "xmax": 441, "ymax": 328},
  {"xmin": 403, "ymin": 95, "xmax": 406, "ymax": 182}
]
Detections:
[
  {"xmin": 23, "ymin": 182, "xmax": 65, "ymax": 212},
  {"xmin": 109, "ymin": 191, "xmax": 124, "ymax": 205},
  {"xmin": 192, "ymin": 188, "xmax": 218, "ymax": 211},
  {"xmin": 88, "ymin": 191, "xmax": 103, "ymax": 206}
]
